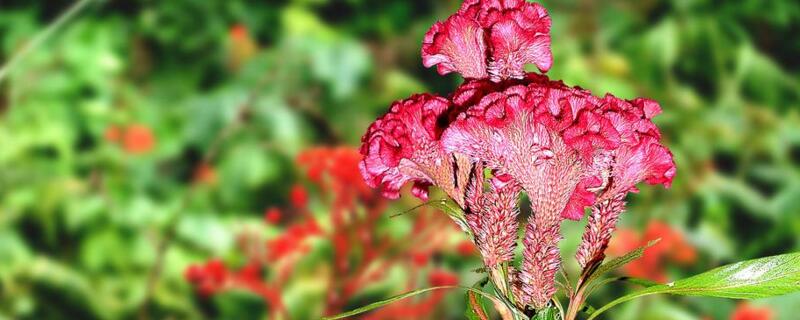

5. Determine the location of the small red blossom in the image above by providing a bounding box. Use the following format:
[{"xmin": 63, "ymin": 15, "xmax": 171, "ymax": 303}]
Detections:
[
  {"xmin": 266, "ymin": 219, "xmax": 321, "ymax": 261},
  {"xmin": 264, "ymin": 207, "xmax": 281, "ymax": 224},
  {"xmin": 227, "ymin": 23, "xmax": 257, "ymax": 70},
  {"xmin": 730, "ymin": 303, "xmax": 775, "ymax": 320},
  {"xmin": 104, "ymin": 125, "xmax": 121, "ymax": 142},
  {"xmin": 456, "ymin": 240, "xmax": 477, "ymax": 257},
  {"xmin": 289, "ymin": 184, "xmax": 309, "ymax": 209},
  {"xmin": 184, "ymin": 259, "xmax": 228, "ymax": 296},
  {"xmin": 411, "ymin": 251, "xmax": 431, "ymax": 267},
  {"xmin": 105, "ymin": 124, "xmax": 156, "ymax": 155},
  {"xmin": 122, "ymin": 124, "xmax": 155, "ymax": 155},
  {"xmin": 193, "ymin": 162, "xmax": 217, "ymax": 185},
  {"xmin": 428, "ymin": 270, "xmax": 460, "ymax": 287},
  {"xmin": 229, "ymin": 24, "xmax": 248, "ymax": 40}
]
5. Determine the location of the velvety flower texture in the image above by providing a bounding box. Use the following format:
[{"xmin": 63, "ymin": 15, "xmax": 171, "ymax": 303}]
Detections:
[
  {"xmin": 467, "ymin": 183, "xmax": 520, "ymax": 267},
  {"xmin": 422, "ymin": 0, "xmax": 552, "ymax": 82},
  {"xmin": 359, "ymin": 0, "xmax": 676, "ymax": 311},
  {"xmin": 359, "ymin": 94, "xmax": 475, "ymax": 207},
  {"xmin": 575, "ymin": 97, "xmax": 676, "ymax": 268}
]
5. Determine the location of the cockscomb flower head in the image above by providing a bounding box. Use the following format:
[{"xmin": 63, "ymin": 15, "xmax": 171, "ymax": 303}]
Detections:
[
  {"xmin": 422, "ymin": 0, "xmax": 552, "ymax": 82},
  {"xmin": 575, "ymin": 97, "xmax": 676, "ymax": 268},
  {"xmin": 441, "ymin": 75, "xmax": 620, "ymax": 221},
  {"xmin": 359, "ymin": 0, "xmax": 676, "ymax": 313}
]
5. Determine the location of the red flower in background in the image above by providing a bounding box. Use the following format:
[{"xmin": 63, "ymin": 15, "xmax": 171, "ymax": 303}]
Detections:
[
  {"xmin": 184, "ymin": 259, "xmax": 284, "ymax": 316},
  {"xmin": 456, "ymin": 240, "xmax": 477, "ymax": 257},
  {"xmin": 184, "ymin": 259, "xmax": 228, "ymax": 296},
  {"xmin": 607, "ymin": 221, "xmax": 696, "ymax": 282},
  {"xmin": 193, "ymin": 162, "xmax": 217, "ymax": 185},
  {"xmin": 289, "ymin": 184, "xmax": 308, "ymax": 209},
  {"xmin": 104, "ymin": 125, "xmax": 121, "ymax": 142},
  {"xmin": 105, "ymin": 124, "xmax": 156, "ymax": 155},
  {"xmin": 229, "ymin": 24, "xmax": 248, "ymax": 41},
  {"xmin": 265, "ymin": 219, "xmax": 321, "ymax": 261},
  {"xmin": 186, "ymin": 146, "xmax": 463, "ymax": 318},
  {"xmin": 730, "ymin": 303, "xmax": 775, "ymax": 320},
  {"xmin": 123, "ymin": 124, "xmax": 155, "ymax": 154},
  {"xmin": 227, "ymin": 23, "xmax": 257, "ymax": 70},
  {"xmin": 428, "ymin": 269, "xmax": 460, "ymax": 287},
  {"xmin": 264, "ymin": 207, "xmax": 281, "ymax": 224}
]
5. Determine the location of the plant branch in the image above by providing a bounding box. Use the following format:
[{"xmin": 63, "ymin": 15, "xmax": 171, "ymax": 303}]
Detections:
[{"xmin": 0, "ymin": 0, "xmax": 95, "ymax": 83}]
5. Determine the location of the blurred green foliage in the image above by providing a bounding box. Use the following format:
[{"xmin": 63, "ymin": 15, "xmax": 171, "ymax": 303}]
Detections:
[{"xmin": 0, "ymin": 0, "xmax": 798, "ymax": 319}]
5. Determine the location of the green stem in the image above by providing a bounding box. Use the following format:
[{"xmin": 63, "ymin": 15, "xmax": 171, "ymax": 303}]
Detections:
[{"xmin": 0, "ymin": 0, "xmax": 95, "ymax": 83}]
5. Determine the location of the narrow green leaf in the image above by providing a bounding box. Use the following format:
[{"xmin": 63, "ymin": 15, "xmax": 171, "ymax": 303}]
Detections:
[
  {"xmin": 390, "ymin": 199, "xmax": 471, "ymax": 235},
  {"xmin": 589, "ymin": 276, "xmax": 660, "ymax": 294},
  {"xmin": 466, "ymin": 291, "xmax": 490, "ymax": 320},
  {"xmin": 588, "ymin": 252, "xmax": 800, "ymax": 320},
  {"xmin": 428, "ymin": 198, "xmax": 472, "ymax": 235},
  {"xmin": 465, "ymin": 277, "xmax": 491, "ymax": 320},
  {"xmin": 585, "ymin": 239, "xmax": 661, "ymax": 287},
  {"xmin": 389, "ymin": 199, "xmax": 445, "ymax": 218},
  {"xmin": 620, "ymin": 277, "xmax": 660, "ymax": 288},
  {"xmin": 323, "ymin": 285, "xmax": 504, "ymax": 320}
]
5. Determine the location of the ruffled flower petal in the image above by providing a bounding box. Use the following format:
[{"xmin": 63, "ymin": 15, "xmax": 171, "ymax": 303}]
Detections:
[
  {"xmin": 359, "ymin": 94, "xmax": 452, "ymax": 200},
  {"xmin": 422, "ymin": 15, "xmax": 489, "ymax": 79},
  {"xmin": 487, "ymin": 4, "xmax": 552, "ymax": 80},
  {"xmin": 442, "ymin": 75, "xmax": 620, "ymax": 221},
  {"xmin": 422, "ymin": 0, "xmax": 552, "ymax": 82}
]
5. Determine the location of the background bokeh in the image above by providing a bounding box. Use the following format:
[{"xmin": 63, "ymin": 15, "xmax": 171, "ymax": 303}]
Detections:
[{"xmin": 1, "ymin": 0, "xmax": 799, "ymax": 319}]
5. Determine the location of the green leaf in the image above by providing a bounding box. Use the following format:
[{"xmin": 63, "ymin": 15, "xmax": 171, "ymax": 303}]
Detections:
[
  {"xmin": 532, "ymin": 306, "xmax": 559, "ymax": 320},
  {"xmin": 391, "ymin": 198, "xmax": 471, "ymax": 236},
  {"xmin": 389, "ymin": 199, "xmax": 444, "ymax": 218},
  {"xmin": 584, "ymin": 239, "xmax": 661, "ymax": 287},
  {"xmin": 588, "ymin": 252, "xmax": 800, "ymax": 320},
  {"xmin": 465, "ymin": 278, "xmax": 491, "ymax": 320},
  {"xmin": 429, "ymin": 199, "xmax": 472, "ymax": 235},
  {"xmin": 466, "ymin": 291, "xmax": 490, "ymax": 320},
  {"xmin": 323, "ymin": 285, "xmax": 502, "ymax": 320}
]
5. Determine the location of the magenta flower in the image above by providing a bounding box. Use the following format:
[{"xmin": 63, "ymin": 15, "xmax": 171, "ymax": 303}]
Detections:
[
  {"xmin": 441, "ymin": 75, "xmax": 619, "ymax": 221},
  {"xmin": 422, "ymin": 0, "xmax": 552, "ymax": 82},
  {"xmin": 359, "ymin": 0, "xmax": 675, "ymax": 314},
  {"xmin": 575, "ymin": 98, "xmax": 676, "ymax": 268}
]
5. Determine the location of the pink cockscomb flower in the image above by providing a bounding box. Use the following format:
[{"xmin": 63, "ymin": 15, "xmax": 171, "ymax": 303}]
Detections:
[
  {"xmin": 441, "ymin": 75, "xmax": 622, "ymax": 222},
  {"xmin": 358, "ymin": 0, "xmax": 676, "ymax": 314},
  {"xmin": 422, "ymin": 0, "xmax": 552, "ymax": 82},
  {"xmin": 575, "ymin": 98, "xmax": 676, "ymax": 268}
]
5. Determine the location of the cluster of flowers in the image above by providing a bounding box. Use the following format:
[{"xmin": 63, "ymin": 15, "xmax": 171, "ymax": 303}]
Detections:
[
  {"xmin": 360, "ymin": 0, "xmax": 675, "ymax": 311},
  {"xmin": 186, "ymin": 147, "xmax": 467, "ymax": 319}
]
